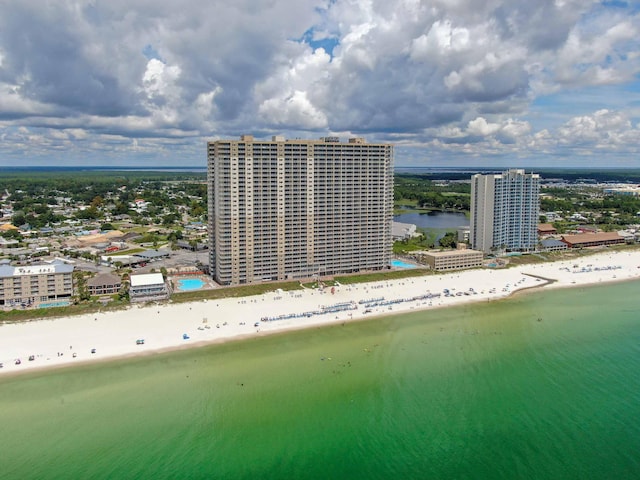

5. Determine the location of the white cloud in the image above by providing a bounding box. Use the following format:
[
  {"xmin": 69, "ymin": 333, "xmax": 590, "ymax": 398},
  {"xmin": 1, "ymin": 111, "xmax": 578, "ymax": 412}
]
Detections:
[
  {"xmin": 499, "ymin": 119, "xmax": 531, "ymax": 140},
  {"xmin": 556, "ymin": 109, "xmax": 638, "ymax": 150},
  {"xmin": 0, "ymin": 0, "xmax": 637, "ymax": 166},
  {"xmin": 142, "ymin": 59, "xmax": 181, "ymax": 100},
  {"xmin": 467, "ymin": 117, "xmax": 501, "ymax": 137},
  {"xmin": 410, "ymin": 20, "xmax": 472, "ymax": 61},
  {"xmin": 259, "ymin": 90, "xmax": 328, "ymax": 128}
]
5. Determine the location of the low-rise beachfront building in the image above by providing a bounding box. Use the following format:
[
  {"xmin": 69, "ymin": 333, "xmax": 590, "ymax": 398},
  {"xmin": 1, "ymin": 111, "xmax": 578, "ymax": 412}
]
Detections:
[
  {"xmin": 617, "ymin": 229, "xmax": 637, "ymax": 243},
  {"xmin": 87, "ymin": 273, "xmax": 122, "ymax": 296},
  {"xmin": 0, "ymin": 262, "xmax": 74, "ymax": 309},
  {"xmin": 129, "ymin": 272, "xmax": 169, "ymax": 303},
  {"xmin": 560, "ymin": 232, "xmax": 625, "ymax": 248},
  {"xmin": 537, "ymin": 223, "xmax": 557, "ymax": 236},
  {"xmin": 540, "ymin": 239, "xmax": 568, "ymax": 252},
  {"xmin": 416, "ymin": 249, "xmax": 483, "ymax": 271}
]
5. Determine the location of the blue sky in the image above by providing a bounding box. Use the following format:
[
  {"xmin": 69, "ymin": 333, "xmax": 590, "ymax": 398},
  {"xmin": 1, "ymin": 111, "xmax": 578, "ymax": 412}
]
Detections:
[{"xmin": 0, "ymin": 0, "xmax": 638, "ymax": 168}]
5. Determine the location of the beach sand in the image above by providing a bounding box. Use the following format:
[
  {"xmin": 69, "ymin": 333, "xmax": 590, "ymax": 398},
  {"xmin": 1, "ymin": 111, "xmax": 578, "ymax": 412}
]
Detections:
[{"xmin": 2, "ymin": 249, "xmax": 639, "ymax": 376}]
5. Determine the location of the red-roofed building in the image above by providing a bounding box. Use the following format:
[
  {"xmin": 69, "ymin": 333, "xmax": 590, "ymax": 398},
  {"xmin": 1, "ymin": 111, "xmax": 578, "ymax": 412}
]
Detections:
[
  {"xmin": 537, "ymin": 223, "xmax": 557, "ymax": 236},
  {"xmin": 560, "ymin": 232, "xmax": 625, "ymax": 248}
]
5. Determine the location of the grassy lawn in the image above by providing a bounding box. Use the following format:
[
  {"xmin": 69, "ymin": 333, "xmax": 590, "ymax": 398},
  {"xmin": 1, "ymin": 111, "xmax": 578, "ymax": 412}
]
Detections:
[
  {"xmin": 0, "ymin": 300, "xmax": 129, "ymax": 324},
  {"xmin": 169, "ymin": 281, "xmax": 302, "ymax": 303}
]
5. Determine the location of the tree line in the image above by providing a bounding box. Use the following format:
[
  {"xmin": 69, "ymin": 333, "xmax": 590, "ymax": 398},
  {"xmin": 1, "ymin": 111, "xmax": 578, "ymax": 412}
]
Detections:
[{"xmin": 394, "ymin": 174, "xmax": 470, "ymax": 211}]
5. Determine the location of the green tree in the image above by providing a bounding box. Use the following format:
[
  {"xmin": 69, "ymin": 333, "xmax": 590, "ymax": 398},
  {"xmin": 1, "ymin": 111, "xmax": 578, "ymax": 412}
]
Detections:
[
  {"xmin": 11, "ymin": 213, "xmax": 26, "ymax": 227},
  {"xmin": 114, "ymin": 201, "xmax": 130, "ymax": 215},
  {"xmin": 73, "ymin": 272, "xmax": 91, "ymax": 303},
  {"xmin": 1, "ymin": 228, "xmax": 22, "ymax": 240},
  {"xmin": 91, "ymin": 196, "xmax": 104, "ymax": 208},
  {"xmin": 167, "ymin": 230, "xmax": 183, "ymax": 241},
  {"xmin": 438, "ymin": 232, "xmax": 457, "ymax": 249},
  {"xmin": 76, "ymin": 206, "xmax": 101, "ymax": 220},
  {"xmin": 162, "ymin": 213, "xmax": 179, "ymax": 226},
  {"xmin": 118, "ymin": 282, "xmax": 129, "ymax": 301}
]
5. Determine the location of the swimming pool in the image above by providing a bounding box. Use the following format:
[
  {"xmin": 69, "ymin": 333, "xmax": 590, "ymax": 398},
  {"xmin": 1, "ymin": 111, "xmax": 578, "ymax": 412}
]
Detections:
[
  {"xmin": 176, "ymin": 278, "xmax": 206, "ymax": 291},
  {"xmin": 39, "ymin": 300, "xmax": 71, "ymax": 308},
  {"xmin": 391, "ymin": 259, "xmax": 416, "ymax": 269}
]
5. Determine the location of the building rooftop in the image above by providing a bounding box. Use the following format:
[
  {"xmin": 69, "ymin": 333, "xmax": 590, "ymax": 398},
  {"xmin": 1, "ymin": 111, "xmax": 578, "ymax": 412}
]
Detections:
[
  {"xmin": 418, "ymin": 249, "xmax": 482, "ymax": 257},
  {"xmin": 130, "ymin": 272, "xmax": 165, "ymax": 287},
  {"xmin": 561, "ymin": 232, "xmax": 622, "ymax": 244},
  {"xmin": 214, "ymin": 135, "xmax": 387, "ymax": 145},
  {"xmin": 0, "ymin": 263, "xmax": 74, "ymax": 278},
  {"xmin": 87, "ymin": 273, "xmax": 122, "ymax": 287},
  {"xmin": 540, "ymin": 239, "xmax": 566, "ymax": 247},
  {"xmin": 538, "ymin": 223, "xmax": 556, "ymax": 231}
]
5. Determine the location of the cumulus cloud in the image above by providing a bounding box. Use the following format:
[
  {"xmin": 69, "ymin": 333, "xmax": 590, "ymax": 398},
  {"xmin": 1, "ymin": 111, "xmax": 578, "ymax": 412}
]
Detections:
[
  {"xmin": 467, "ymin": 117, "xmax": 501, "ymax": 137},
  {"xmin": 0, "ymin": 0, "xmax": 638, "ymax": 165},
  {"xmin": 555, "ymin": 109, "xmax": 639, "ymax": 149}
]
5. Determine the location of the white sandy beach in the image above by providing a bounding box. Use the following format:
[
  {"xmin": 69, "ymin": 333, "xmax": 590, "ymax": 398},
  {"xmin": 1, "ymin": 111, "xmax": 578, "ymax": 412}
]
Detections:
[{"xmin": 2, "ymin": 249, "xmax": 640, "ymax": 376}]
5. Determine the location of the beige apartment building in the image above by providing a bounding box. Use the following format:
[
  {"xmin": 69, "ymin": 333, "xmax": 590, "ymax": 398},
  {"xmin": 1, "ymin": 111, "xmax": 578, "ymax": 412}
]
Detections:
[
  {"xmin": 416, "ymin": 249, "xmax": 484, "ymax": 271},
  {"xmin": 207, "ymin": 135, "xmax": 394, "ymax": 285},
  {"xmin": 0, "ymin": 262, "xmax": 74, "ymax": 309}
]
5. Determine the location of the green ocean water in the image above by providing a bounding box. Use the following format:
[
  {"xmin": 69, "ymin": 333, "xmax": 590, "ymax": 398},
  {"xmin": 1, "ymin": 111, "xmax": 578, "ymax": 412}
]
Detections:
[{"xmin": 1, "ymin": 281, "xmax": 640, "ymax": 479}]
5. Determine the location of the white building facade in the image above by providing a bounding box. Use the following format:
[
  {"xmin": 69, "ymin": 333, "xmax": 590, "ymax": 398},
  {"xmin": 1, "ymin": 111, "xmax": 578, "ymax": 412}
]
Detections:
[
  {"xmin": 470, "ymin": 169, "xmax": 540, "ymax": 254},
  {"xmin": 129, "ymin": 273, "xmax": 169, "ymax": 302},
  {"xmin": 208, "ymin": 135, "xmax": 394, "ymax": 285}
]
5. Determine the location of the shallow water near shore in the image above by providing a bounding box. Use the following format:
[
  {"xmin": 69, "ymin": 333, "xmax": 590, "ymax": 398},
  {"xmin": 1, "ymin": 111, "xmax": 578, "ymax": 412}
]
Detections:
[{"xmin": 1, "ymin": 281, "xmax": 640, "ymax": 479}]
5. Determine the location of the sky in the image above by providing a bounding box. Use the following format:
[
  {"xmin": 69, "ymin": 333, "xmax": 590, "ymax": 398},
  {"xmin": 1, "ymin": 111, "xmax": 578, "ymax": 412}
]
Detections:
[{"xmin": 0, "ymin": 0, "xmax": 639, "ymax": 168}]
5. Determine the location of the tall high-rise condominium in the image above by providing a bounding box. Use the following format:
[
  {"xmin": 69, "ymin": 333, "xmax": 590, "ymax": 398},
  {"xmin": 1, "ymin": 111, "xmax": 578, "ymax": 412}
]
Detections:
[
  {"xmin": 207, "ymin": 135, "xmax": 394, "ymax": 285},
  {"xmin": 470, "ymin": 169, "xmax": 540, "ymax": 254}
]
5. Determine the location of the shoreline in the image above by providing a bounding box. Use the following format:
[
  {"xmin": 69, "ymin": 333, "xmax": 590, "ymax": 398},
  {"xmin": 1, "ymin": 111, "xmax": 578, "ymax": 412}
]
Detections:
[{"xmin": 2, "ymin": 249, "xmax": 640, "ymax": 378}]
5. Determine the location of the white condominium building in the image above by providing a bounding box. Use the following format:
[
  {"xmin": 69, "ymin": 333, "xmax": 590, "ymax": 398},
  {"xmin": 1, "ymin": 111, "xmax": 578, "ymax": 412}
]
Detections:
[
  {"xmin": 470, "ymin": 169, "xmax": 540, "ymax": 254},
  {"xmin": 207, "ymin": 135, "xmax": 394, "ymax": 285}
]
